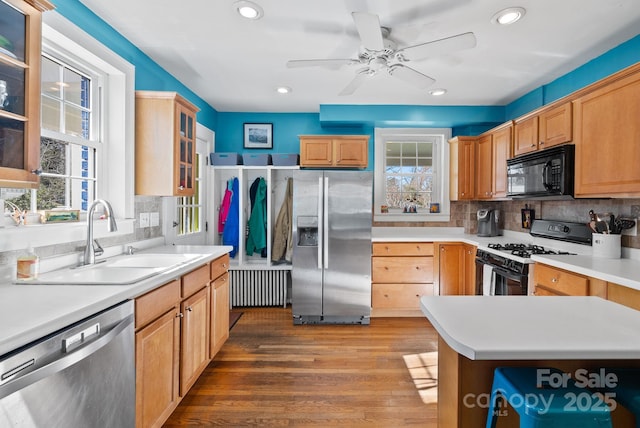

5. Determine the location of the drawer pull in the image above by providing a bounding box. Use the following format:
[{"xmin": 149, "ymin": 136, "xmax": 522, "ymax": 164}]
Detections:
[{"xmin": 551, "ymin": 278, "xmax": 558, "ymax": 283}]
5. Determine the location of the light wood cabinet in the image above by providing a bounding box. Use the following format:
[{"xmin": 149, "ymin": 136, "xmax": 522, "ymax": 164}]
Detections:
[
  {"xmin": 0, "ymin": 0, "xmax": 53, "ymax": 189},
  {"xmin": 299, "ymin": 135, "xmax": 369, "ymax": 168},
  {"xmin": 476, "ymin": 123, "xmax": 512, "ymax": 200},
  {"xmin": 513, "ymin": 102, "xmax": 572, "ymax": 156},
  {"xmin": 574, "ymin": 66, "xmax": 640, "ymax": 197},
  {"xmin": 607, "ymin": 282, "xmax": 640, "ymax": 311},
  {"xmin": 438, "ymin": 243, "xmax": 464, "ymax": 295},
  {"xmin": 437, "ymin": 243, "xmax": 476, "ymax": 296},
  {"xmin": 371, "ymin": 242, "xmax": 435, "ymax": 316},
  {"xmin": 135, "ymin": 280, "xmax": 181, "ymax": 428},
  {"xmin": 135, "ymin": 91, "xmax": 199, "ymax": 196},
  {"xmin": 210, "ymin": 254, "xmax": 230, "ymax": 358},
  {"xmin": 448, "ymin": 136, "xmax": 476, "ymax": 200},
  {"xmin": 476, "ymin": 134, "xmax": 493, "ymax": 199},
  {"xmin": 135, "ymin": 256, "xmax": 231, "ymax": 428},
  {"xmin": 463, "ymin": 244, "xmax": 477, "ymax": 296},
  {"xmin": 533, "ymin": 263, "xmax": 606, "ymax": 298},
  {"xmin": 180, "ymin": 286, "xmax": 210, "ymax": 396}
]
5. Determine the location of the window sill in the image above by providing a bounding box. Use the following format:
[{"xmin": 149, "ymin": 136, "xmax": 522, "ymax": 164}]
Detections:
[
  {"xmin": 0, "ymin": 218, "xmax": 135, "ymax": 252},
  {"xmin": 374, "ymin": 213, "xmax": 451, "ymax": 223}
]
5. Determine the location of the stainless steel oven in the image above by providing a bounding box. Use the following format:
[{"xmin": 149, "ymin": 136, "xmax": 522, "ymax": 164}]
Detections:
[{"xmin": 475, "ymin": 249, "xmax": 528, "ymax": 295}]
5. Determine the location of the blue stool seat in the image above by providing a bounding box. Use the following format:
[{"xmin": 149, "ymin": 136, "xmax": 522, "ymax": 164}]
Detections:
[
  {"xmin": 598, "ymin": 368, "xmax": 640, "ymax": 427},
  {"xmin": 486, "ymin": 367, "xmax": 612, "ymax": 428}
]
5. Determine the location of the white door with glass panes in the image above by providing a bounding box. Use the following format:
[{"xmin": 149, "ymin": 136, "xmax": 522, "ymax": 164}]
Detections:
[{"xmin": 163, "ymin": 123, "xmax": 213, "ymax": 245}]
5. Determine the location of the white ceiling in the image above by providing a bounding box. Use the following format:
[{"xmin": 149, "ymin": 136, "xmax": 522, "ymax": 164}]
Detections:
[{"xmin": 78, "ymin": 0, "xmax": 640, "ymax": 113}]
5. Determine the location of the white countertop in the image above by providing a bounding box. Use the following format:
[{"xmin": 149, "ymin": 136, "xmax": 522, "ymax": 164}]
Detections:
[
  {"xmin": 0, "ymin": 245, "xmax": 231, "ymax": 357},
  {"xmin": 374, "ymin": 227, "xmax": 640, "ymax": 291},
  {"xmin": 420, "ymin": 295, "xmax": 640, "ymax": 360}
]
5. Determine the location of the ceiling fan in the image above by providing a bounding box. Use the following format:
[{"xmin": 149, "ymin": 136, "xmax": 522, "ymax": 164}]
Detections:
[{"xmin": 286, "ymin": 12, "xmax": 477, "ymax": 96}]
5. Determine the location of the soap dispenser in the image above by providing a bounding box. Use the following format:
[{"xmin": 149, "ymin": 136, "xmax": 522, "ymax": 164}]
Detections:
[{"xmin": 17, "ymin": 246, "xmax": 39, "ymax": 280}]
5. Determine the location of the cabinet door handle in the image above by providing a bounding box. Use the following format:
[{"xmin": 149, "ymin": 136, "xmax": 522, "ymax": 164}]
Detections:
[
  {"xmin": 539, "ymin": 141, "xmax": 545, "ymax": 145},
  {"xmin": 530, "ymin": 144, "xmax": 536, "ymax": 148},
  {"xmin": 178, "ymin": 186, "xmax": 185, "ymax": 190},
  {"xmin": 186, "ymin": 306, "xmax": 193, "ymax": 312},
  {"xmin": 176, "ymin": 313, "xmax": 184, "ymax": 318}
]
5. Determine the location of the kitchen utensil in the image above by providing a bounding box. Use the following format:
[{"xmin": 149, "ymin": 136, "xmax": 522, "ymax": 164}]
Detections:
[
  {"xmin": 596, "ymin": 212, "xmax": 613, "ymax": 234},
  {"xmin": 617, "ymin": 217, "xmax": 636, "ymax": 230},
  {"xmin": 588, "ymin": 210, "xmax": 598, "ymax": 233}
]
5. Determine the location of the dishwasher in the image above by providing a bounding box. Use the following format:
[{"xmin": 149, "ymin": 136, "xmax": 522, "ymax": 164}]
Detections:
[{"xmin": 0, "ymin": 300, "xmax": 135, "ymax": 428}]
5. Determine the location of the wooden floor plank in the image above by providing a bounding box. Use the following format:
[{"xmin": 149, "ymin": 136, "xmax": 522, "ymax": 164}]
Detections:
[{"xmin": 164, "ymin": 307, "xmax": 438, "ymax": 427}]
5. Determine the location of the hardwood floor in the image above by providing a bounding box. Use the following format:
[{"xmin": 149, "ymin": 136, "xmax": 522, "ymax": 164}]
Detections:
[{"xmin": 164, "ymin": 307, "xmax": 439, "ymax": 427}]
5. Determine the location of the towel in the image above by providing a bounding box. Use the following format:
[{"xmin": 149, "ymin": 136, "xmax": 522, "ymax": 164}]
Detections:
[{"xmin": 482, "ymin": 264, "xmax": 495, "ymax": 296}]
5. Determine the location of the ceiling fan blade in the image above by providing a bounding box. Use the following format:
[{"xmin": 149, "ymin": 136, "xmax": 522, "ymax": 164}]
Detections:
[
  {"xmin": 287, "ymin": 59, "xmax": 359, "ymax": 68},
  {"xmin": 339, "ymin": 71, "xmax": 369, "ymax": 96},
  {"xmin": 396, "ymin": 32, "xmax": 476, "ymax": 61},
  {"xmin": 352, "ymin": 12, "xmax": 384, "ymax": 51},
  {"xmin": 387, "ymin": 64, "xmax": 435, "ymax": 90}
]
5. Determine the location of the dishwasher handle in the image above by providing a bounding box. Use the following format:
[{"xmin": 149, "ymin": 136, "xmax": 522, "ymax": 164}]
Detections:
[{"xmin": 0, "ymin": 313, "xmax": 133, "ymax": 400}]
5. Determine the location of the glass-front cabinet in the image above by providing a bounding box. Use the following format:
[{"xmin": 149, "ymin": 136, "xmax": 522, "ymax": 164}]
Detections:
[
  {"xmin": 0, "ymin": 0, "xmax": 53, "ymax": 188},
  {"xmin": 135, "ymin": 91, "xmax": 199, "ymax": 197}
]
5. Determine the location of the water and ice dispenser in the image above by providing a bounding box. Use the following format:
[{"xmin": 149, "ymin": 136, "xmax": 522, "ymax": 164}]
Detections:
[{"xmin": 297, "ymin": 216, "xmax": 318, "ymax": 246}]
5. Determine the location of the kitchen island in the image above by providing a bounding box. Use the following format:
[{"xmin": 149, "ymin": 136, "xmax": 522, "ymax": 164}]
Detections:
[{"xmin": 421, "ymin": 295, "xmax": 640, "ymax": 427}]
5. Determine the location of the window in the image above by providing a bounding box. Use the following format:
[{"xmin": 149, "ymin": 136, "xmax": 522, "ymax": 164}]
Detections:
[
  {"xmin": 374, "ymin": 128, "xmax": 451, "ymax": 222},
  {"xmin": 176, "ymin": 152, "xmax": 202, "ymax": 236}
]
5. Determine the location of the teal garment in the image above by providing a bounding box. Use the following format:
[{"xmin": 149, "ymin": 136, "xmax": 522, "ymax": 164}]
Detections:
[{"xmin": 246, "ymin": 177, "xmax": 267, "ymax": 256}]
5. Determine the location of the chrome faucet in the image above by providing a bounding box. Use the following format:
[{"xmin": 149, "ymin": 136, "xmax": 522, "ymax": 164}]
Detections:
[{"xmin": 83, "ymin": 199, "xmax": 118, "ymax": 265}]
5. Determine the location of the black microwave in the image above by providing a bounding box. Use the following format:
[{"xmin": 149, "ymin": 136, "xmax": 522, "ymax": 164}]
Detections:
[{"xmin": 506, "ymin": 144, "xmax": 575, "ymax": 199}]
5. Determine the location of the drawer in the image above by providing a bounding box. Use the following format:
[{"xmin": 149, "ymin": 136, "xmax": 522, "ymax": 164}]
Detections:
[
  {"xmin": 534, "ymin": 263, "xmax": 588, "ymax": 296},
  {"xmin": 135, "ymin": 279, "xmax": 180, "ymax": 328},
  {"xmin": 372, "ymin": 283, "xmax": 434, "ymax": 309},
  {"xmin": 211, "ymin": 253, "xmax": 230, "ymax": 280},
  {"xmin": 372, "ymin": 242, "xmax": 434, "ymax": 257},
  {"xmin": 182, "ymin": 263, "xmax": 210, "ymax": 298},
  {"xmin": 372, "ymin": 256, "xmax": 434, "ymax": 283},
  {"xmin": 607, "ymin": 283, "xmax": 640, "ymax": 311}
]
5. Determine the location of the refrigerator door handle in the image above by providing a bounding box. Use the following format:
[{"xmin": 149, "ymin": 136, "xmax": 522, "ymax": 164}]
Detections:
[
  {"xmin": 317, "ymin": 176, "xmax": 323, "ymax": 270},
  {"xmin": 324, "ymin": 176, "xmax": 329, "ymax": 269}
]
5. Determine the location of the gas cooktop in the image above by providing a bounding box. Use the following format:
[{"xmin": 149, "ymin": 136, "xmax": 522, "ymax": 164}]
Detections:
[{"xmin": 486, "ymin": 243, "xmax": 576, "ymax": 259}]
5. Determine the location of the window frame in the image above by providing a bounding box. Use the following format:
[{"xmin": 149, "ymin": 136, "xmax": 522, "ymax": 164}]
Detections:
[
  {"xmin": 374, "ymin": 127, "xmax": 451, "ymax": 223},
  {"xmin": 0, "ymin": 11, "xmax": 135, "ymax": 253}
]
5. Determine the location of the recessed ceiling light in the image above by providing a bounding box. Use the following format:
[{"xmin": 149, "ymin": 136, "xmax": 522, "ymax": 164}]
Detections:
[
  {"xmin": 276, "ymin": 86, "xmax": 291, "ymax": 94},
  {"xmin": 429, "ymin": 88, "xmax": 447, "ymax": 96},
  {"xmin": 234, "ymin": 1, "xmax": 263, "ymax": 20},
  {"xmin": 491, "ymin": 7, "xmax": 526, "ymax": 25}
]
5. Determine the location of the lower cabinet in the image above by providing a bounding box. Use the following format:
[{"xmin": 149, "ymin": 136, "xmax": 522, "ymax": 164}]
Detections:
[
  {"xmin": 210, "ymin": 272, "xmax": 230, "ymax": 357},
  {"xmin": 371, "ymin": 242, "xmax": 435, "ymax": 316},
  {"xmin": 134, "ymin": 254, "xmax": 230, "ymax": 428},
  {"xmin": 532, "ymin": 263, "xmax": 607, "ymax": 297},
  {"xmin": 437, "ymin": 243, "xmax": 477, "ymax": 296},
  {"xmin": 607, "ymin": 282, "xmax": 640, "ymax": 311}
]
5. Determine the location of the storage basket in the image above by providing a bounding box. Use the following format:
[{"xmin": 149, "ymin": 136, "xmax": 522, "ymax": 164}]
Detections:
[
  {"xmin": 272, "ymin": 153, "xmax": 299, "ymax": 166},
  {"xmin": 243, "ymin": 153, "xmax": 272, "ymax": 166},
  {"xmin": 210, "ymin": 153, "xmax": 242, "ymax": 165}
]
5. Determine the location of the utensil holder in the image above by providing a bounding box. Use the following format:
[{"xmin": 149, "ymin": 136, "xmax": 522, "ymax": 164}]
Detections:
[{"xmin": 592, "ymin": 233, "xmax": 621, "ymax": 258}]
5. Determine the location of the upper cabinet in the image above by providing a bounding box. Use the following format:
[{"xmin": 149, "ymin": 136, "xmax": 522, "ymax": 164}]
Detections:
[
  {"xmin": 513, "ymin": 102, "xmax": 572, "ymax": 156},
  {"xmin": 0, "ymin": 0, "xmax": 53, "ymax": 188},
  {"xmin": 476, "ymin": 122, "xmax": 512, "ymax": 200},
  {"xmin": 448, "ymin": 136, "xmax": 476, "ymax": 201},
  {"xmin": 574, "ymin": 64, "xmax": 640, "ymax": 197},
  {"xmin": 135, "ymin": 91, "xmax": 199, "ymax": 196},
  {"xmin": 299, "ymin": 135, "xmax": 369, "ymax": 168}
]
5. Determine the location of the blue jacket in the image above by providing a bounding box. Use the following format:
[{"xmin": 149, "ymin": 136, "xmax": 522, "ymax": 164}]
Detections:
[{"xmin": 222, "ymin": 177, "xmax": 239, "ymax": 258}]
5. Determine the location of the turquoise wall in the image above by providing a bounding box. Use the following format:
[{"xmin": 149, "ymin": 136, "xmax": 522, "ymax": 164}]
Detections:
[{"xmin": 51, "ymin": 1, "xmax": 640, "ymax": 149}]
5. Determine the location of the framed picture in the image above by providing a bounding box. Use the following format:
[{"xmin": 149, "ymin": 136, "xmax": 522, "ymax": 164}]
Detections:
[{"xmin": 244, "ymin": 123, "xmax": 273, "ymax": 149}]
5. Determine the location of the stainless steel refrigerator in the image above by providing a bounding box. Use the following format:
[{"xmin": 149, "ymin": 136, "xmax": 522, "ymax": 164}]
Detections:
[{"xmin": 292, "ymin": 170, "xmax": 372, "ymax": 325}]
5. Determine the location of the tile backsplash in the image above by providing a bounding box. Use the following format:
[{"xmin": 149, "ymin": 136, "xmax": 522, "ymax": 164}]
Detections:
[{"xmin": 373, "ymin": 199, "xmax": 640, "ymax": 249}]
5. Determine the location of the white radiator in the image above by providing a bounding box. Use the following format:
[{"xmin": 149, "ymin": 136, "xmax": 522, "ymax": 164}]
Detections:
[{"xmin": 229, "ymin": 270, "xmax": 289, "ymax": 308}]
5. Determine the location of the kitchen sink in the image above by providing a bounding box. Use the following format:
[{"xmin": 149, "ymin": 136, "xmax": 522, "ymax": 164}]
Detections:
[
  {"xmin": 15, "ymin": 253, "xmax": 206, "ymax": 285},
  {"xmin": 104, "ymin": 253, "xmax": 203, "ymax": 268},
  {"xmin": 17, "ymin": 265, "xmax": 165, "ymax": 285}
]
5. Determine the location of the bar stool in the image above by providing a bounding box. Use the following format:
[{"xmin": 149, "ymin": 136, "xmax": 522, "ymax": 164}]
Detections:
[
  {"xmin": 597, "ymin": 368, "xmax": 640, "ymax": 427},
  {"xmin": 486, "ymin": 367, "xmax": 612, "ymax": 428}
]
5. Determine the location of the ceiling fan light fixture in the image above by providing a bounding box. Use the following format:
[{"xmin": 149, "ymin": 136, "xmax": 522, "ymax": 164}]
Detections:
[
  {"xmin": 276, "ymin": 86, "xmax": 291, "ymax": 94},
  {"xmin": 234, "ymin": 1, "xmax": 263, "ymax": 20},
  {"xmin": 429, "ymin": 88, "xmax": 447, "ymax": 96},
  {"xmin": 491, "ymin": 7, "xmax": 526, "ymax": 25}
]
